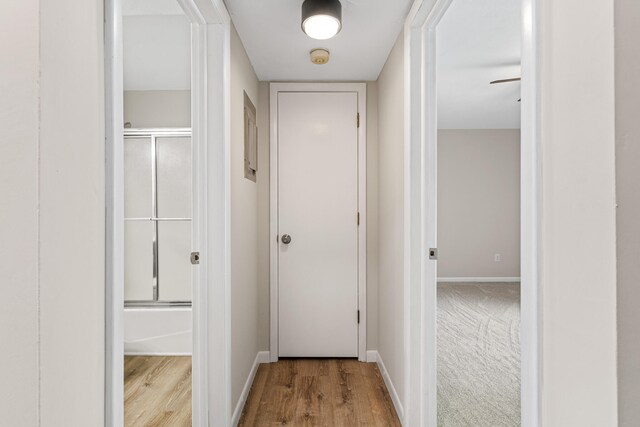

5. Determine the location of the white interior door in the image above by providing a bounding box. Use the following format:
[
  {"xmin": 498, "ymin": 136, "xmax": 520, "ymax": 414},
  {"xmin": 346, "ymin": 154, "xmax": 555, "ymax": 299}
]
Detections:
[{"xmin": 278, "ymin": 91, "xmax": 359, "ymax": 357}]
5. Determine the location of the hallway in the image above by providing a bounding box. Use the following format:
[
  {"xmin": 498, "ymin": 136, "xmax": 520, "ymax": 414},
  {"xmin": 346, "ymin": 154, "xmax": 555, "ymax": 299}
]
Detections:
[
  {"xmin": 0, "ymin": 0, "xmax": 625, "ymax": 425},
  {"xmin": 238, "ymin": 359, "xmax": 401, "ymax": 426}
]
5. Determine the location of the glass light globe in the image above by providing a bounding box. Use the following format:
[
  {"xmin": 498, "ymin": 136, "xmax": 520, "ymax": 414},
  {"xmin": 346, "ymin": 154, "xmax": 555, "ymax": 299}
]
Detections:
[{"xmin": 303, "ymin": 14, "xmax": 341, "ymax": 40}]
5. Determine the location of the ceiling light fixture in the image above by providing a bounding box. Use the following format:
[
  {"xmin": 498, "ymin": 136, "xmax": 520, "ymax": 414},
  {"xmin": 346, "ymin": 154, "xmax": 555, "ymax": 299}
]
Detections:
[{"xmin": 302, "ymin": 0, "xmax": 342, "ymax": 40}]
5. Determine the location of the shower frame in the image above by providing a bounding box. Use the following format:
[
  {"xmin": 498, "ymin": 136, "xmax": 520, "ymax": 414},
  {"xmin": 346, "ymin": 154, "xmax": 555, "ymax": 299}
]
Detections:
[{"xmin": 124, "ymin": 128, "xmax": 192, "ymax": 307}]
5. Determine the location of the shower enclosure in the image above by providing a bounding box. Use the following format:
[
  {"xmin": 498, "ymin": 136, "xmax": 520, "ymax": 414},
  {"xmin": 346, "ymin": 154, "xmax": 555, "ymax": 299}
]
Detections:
[{"xmin": 124, "ymin": 128, "xmax": 192, "ymax": 307}]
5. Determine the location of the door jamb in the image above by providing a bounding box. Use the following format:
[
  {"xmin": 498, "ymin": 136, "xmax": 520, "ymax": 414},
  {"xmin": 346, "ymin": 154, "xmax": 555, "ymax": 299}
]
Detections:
[
  {"xmin": 269, "ymin": 82, "xmax": 368, "ymax": 363},
  {"xmin": 404, "ymin": 0, "xmax": 540, "ymax": 425},
  {"xmin": 104, "ymin": 0, "xmax": 232, "ymax": 425}
]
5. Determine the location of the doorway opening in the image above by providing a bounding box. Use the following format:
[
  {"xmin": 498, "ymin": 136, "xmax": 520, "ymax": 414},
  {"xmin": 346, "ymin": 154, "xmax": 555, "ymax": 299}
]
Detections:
[
  {"xmin": 105, "ymin": 0, "xmax": 231, "ymax": 425},
  {"xmin": 435, "ymin": 0, "xmax": 522, "ymax": 424},
  {"xmin": 121, "ymin": 4, "xmax": 194, "ymax": 424},
  {"xmin": 404, "ymin": 0, "xmax": 539, "ymax": 424}
]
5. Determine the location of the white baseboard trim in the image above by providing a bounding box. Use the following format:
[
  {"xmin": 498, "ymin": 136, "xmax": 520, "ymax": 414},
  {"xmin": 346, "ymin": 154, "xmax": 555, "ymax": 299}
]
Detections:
[
  {"xmin": 257, "ymin": 351, "xmax": 270, "ymax": 364},
  {"xmin": 231, "ymin": 351, "xmax": 270, "ymax": 426},
  {"xmin": 366, "ymin": 350, "xmax": 378, "ymax": 363},
  {"xmin": 438, "ymin": 277, "xmax": 521, "ymax": 283},
  {"xmin": 124, "ymin": 352, "xmax": 192, "ymax": 356},
  {"xmin": 373, "ymin": 351, "xmax": 404, "ymax": 422}
]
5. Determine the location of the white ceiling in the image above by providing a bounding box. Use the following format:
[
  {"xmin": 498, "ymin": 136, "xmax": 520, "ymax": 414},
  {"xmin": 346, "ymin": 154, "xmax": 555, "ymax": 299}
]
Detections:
[
  {"xmin": 123, "ymin": 0, "xmax": 190, "ymax": 91},
  {"xmin": 225, "ymin": 0, "xmax": 414, "ymax": 81},
  {"xmin": 437, "ymin": 0, "xmax": 521, "ymax": 129}
]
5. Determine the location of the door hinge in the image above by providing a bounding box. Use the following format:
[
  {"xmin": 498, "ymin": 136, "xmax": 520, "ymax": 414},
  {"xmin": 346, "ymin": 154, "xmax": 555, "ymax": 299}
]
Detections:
[
  {"xmin": 357, "ymin": 310, "xmax": 360, "ymax": 324},
  {"xmin": 357, "ymin": 112, "xmax": 360, "ymax": 128},
  {"xmin": 357, "ymin": 212, "xmax": 360, "ymax": 226},
  {"xmin": 429, "ymin": 248, "xmax": 438, "ymax": 260},
  {"xmin": 190, "ymin": 251, "xmax": 200, "ymax": 265}
]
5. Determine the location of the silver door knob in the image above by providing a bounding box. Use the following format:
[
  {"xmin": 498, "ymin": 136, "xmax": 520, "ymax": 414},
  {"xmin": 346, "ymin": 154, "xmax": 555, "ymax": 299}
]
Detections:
[{"xmin": 281, "ymin": 234, "xmax": 292, "ymax": 244}]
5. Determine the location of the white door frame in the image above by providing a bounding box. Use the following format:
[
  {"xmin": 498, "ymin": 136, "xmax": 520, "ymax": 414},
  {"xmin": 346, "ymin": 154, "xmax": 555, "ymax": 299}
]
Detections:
[
  {"xmin": 104, "ymin": 0, "xmax": 232, "ymax": 425},
  {"xmin": 269, "ymin": 83, "xmax": 368, "ymax": 363},
  {"xmin": 403, "ymin": 0, "xmax": 540, "ymax": 425}
]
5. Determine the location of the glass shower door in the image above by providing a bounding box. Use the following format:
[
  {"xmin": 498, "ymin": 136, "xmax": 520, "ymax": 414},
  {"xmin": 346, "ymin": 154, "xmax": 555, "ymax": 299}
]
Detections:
[
  {"xmin": 124, "ymin": 130, "xmax": 192, "ymax": 306},
  {"xmin": 156, "ymin": 135, "xmax": 192, "ymax": 302},
  {"xmin": 124, "ymin": 136, "xmax": 154, "ymax": 301}
]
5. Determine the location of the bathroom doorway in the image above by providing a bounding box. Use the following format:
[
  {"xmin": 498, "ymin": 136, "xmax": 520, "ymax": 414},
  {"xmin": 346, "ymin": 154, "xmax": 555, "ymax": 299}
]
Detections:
[{"xmin": 121, "ymin": 2, "xmax": 194, "ymax": 424}]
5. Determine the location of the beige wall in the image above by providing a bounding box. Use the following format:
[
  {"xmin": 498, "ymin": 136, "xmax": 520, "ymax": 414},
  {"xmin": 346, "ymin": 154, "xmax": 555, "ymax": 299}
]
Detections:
[
  {"xmin": 377, "ymin": 30, "xmax": 405, "ymax": 406},
  {"xmin": 230, "ymin": 24, "xmax": 261, "ymax": 409},
  {"xmin": 539, "ymin": 0, "xmax": 618, "ymax": 424},
  {"xmin": 1, "ymin": 0, "xmax": 105, "ymax": 425},
  {"xmin": 437, "ymin": 129, "xmax": 520, "ymax": 278},
  {"xmin": 123, "ymin": 90, "xmax": 190, "ymax": 128},
  {"xmin": 615, "ymin": 0, "xmax": 640, "ymax": 424},
  {"xmin": 40, "ymin": 1, "xmax": 105, "ymax": 423},
  {"xmin": 0, "ymin": 0, "xmax": 40, "ymax": 423}
]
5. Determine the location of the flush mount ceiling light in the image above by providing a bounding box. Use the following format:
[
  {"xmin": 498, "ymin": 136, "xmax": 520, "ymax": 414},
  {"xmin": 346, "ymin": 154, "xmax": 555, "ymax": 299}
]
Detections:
[{"xmin": 302, "ymin": 0, "xmax": 342, "ymax": 40}]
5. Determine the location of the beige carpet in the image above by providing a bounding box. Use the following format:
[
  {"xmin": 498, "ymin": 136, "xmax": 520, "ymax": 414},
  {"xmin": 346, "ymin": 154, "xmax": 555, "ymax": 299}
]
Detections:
[{"xmin": 437, "ymin": 283, "xmax": 520, "ymax": 427}]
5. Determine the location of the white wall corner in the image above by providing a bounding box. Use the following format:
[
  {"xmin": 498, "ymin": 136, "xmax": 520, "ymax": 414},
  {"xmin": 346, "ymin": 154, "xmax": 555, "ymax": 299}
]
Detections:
[
  {"xmin": 231, "ymin": 351, "xmax": 270, "ymax": 426},
  {"xmin": 366, "ymin": 350, "xmax": 378, "ymax": 363},
  {"xmin": 375, "ymin": 351, "xmax": 405, "ymax": 423}
]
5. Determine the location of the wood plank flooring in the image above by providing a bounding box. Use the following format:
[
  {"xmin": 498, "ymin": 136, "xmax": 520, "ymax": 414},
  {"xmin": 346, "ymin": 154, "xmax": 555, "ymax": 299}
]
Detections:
[
  {"xmin": 238, "ymin": 359, "xmax": 401, "ymax": 426},
  {"xmin": 124, "ymin": 356, "xmax": 191, "ymax": 426}
]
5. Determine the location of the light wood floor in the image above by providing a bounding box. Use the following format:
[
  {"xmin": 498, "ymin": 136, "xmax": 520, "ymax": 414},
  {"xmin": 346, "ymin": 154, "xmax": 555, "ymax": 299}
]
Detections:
[
  {"xmin": 238, "ymin": 358, "xmax": 401, "ymax": 426},
  {"xmin": 124, "ymin": 356, "xmax": 191, "ymax": 427}
]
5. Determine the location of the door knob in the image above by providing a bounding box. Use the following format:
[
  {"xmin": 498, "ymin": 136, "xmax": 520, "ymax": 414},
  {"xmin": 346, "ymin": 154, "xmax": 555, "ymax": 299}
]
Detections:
[{"xmin": 281, "ymin": 234, "xmax": 292, "ymax": 244}]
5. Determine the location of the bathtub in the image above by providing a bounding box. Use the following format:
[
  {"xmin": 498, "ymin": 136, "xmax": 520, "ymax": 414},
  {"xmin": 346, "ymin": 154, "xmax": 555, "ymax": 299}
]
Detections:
[{"xmin": 124, "ymin": 307, "xmax": 192, "ymax": 355}]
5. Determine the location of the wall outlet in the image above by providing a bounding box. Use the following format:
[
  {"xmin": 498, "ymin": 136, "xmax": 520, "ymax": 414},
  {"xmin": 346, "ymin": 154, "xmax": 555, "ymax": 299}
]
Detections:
[{"xmin": 494, "ymin": 253, "xmax": 502, "ymax": 262}]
